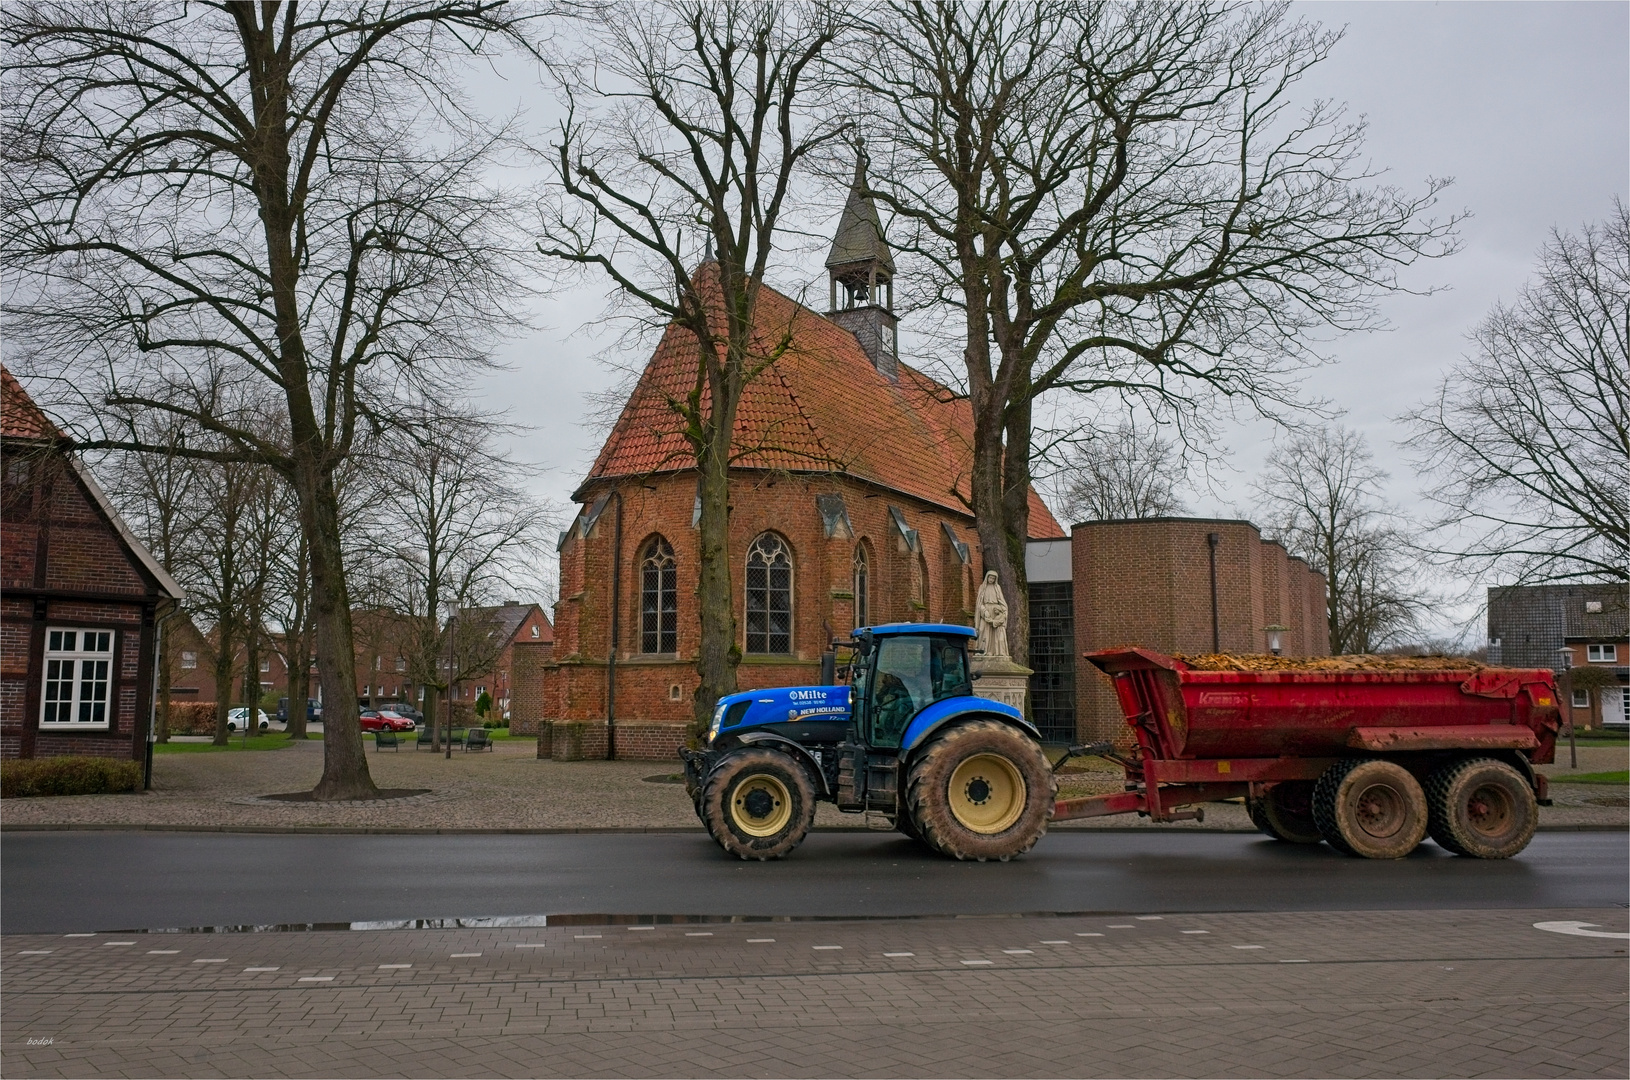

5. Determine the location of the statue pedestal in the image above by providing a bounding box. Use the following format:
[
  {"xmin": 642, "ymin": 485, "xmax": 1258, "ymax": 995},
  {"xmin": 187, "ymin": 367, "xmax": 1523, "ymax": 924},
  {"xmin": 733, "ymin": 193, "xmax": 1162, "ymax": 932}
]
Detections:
[{"xmin": 971, "ymin": 655, "xmax": 1031, "ymax": 715}]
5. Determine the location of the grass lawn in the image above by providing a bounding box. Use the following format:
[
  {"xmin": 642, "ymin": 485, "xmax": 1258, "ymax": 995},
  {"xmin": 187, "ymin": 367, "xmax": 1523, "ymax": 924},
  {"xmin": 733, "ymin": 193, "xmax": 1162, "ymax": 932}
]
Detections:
[
  {"xmin": 154, "ymin": 734, "xmax": 312, "ymax": 753},
  {"xmin": 1550, "ymin": 770, "xmax": 1629, "ymax": 785}
]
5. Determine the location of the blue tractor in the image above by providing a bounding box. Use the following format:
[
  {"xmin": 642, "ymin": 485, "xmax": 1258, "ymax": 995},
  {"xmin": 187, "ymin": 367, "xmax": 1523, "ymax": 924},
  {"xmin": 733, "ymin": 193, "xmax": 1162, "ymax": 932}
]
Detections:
[{"xmin": 681, "ymin": 623, "xmax": 1057, "ymax": 861}]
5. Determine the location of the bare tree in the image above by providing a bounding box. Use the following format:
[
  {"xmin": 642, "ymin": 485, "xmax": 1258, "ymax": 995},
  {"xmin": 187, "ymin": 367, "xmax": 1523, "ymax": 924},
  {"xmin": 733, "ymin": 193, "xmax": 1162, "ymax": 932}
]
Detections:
[
  {"xmin": 361, "ymin": 420, "xmax": 552, "ymax": 750},
  {"xmin": 534, "ymin": 0, "xmax": 841, "ymax": 733},
  {"xmin": 96, "ymin": 412, "xmax": 199, "ymax": 742},
  {"xmin": 851, "ymin": 1, "xmax": 1458, "ymax": 662},
  {"xmin": 1053, "ymin": 422, "xmax": 1188, "ymax": 523},
  {"xmin": 2, "ymin": 2, "xmax": 538, "ymax": 797},
  {"xmin": 1405, "ymin": 203, "xmax": 1629, "ymax": 584},
  {"xmin": 1254, "ymin": 425, "xmax": 1422, "ymax": 654}
]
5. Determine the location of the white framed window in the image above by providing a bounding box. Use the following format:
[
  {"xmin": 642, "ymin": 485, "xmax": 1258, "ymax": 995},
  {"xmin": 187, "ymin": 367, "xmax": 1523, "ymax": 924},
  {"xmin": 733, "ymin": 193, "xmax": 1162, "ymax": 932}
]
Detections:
[
  {"xmin": 1586, "ymin": 644, "xmax": 1618, "ymax": 663},
  {"xmin": 181, "ymin": 650, "xmax": 197, "ymax": 670},
  {"xmin": 259, "ymin": 658, "xmax": 271, "ymax": 673},
  {"xmin": 395, "ymin": 656, "xmax": 407, "ymax": 672},
  {"xmin": 1572, "ymin": 689, "xmax": 1590, "ymax": 708},
  {"xmin": 40, "ymin": 628, "xmax": 114, "ymax": 729}
]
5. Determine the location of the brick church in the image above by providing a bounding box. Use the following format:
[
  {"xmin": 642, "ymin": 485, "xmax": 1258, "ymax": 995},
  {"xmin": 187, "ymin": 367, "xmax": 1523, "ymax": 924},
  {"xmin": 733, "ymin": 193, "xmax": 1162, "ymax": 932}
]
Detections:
[{"xmin": 526, "ymin": 168, "xmax": 1329, "ymax": 757}]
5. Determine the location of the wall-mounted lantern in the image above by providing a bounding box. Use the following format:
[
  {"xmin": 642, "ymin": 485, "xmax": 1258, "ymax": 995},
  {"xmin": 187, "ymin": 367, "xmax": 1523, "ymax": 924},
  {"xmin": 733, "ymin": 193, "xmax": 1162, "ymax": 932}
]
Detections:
[{"xmin": 1264, "ymin": 624, "xmax": 1290, "ymax": 656}]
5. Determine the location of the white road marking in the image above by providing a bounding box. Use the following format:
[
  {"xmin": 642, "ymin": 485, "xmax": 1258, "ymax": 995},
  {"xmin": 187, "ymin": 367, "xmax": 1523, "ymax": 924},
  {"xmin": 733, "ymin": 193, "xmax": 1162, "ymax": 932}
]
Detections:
[
  {"xmin": 1039, "ymin": 940, "xmax": 1069, "ymax": 945},
  {"xmin": 684, "ymin": 932, "xmax": 713, "ymax": 937},
  {"xmin": 812, "ymin": 945, "xmax": 842, "ymax": 950},
  {"xmin": 514, "ymin": 944, "xmax": 548, "ymax": 949},
  {"xmin": 192, "ymin": 959, "xmax": 227, "ymax": 963},
  {"xmin": 450, "ymin": 952, "xmax": 482, "ymax": 957},
  {"xmin": 379, "ymin": 964, "xmax": 411, "ymax": 969},
  {"xmin": 64, "ymin": 933, "xmax": 95, "ymax": 938},
  {"xmin": 960, "ymin": 959, "xmax": 993, "ymax": 966},
  {"xmin": 147, "ymin": 950, "xmax": 179, "ymax": 955},
  {"xmin": 1181, "ymin": 930, "xmax": 1210, "ymax": 935},
  {"xmin": 574, "ymin": 934, "xmax": 601, "ymax": 939},
  {"xmin": 298, "ymin": 976, "xmax": 334, "ymax": 982},
  {"xmin": 1107, "ymin": 925, "xmax": 1134, "ymax": 929},
  {"xmin": 1134, "ymin": 916, "xmax": 1164, "ymax": 921},
  {"xmin": 1075, "ymin": 933, "xmax": 1104, "ymax": 937},
  {"xmin": 1002, "ymin": 949, "xmax": 1033, "ymax": 955},
  {"xmin": 1232, "ymin": 945, "xmax": 1265, "ymax": 949},
  {"xmin": 103, "ymin": 941, "xmax": 136, "ymax": 946},
  {"xmin": 1533, "ymin": 921, "xmax": 1630, "ymax": 940},
  {"xmin": 628, "ymin": 926, "xmax": 655, "ymax": 931},
  {"xmin": 747, "ymin": 938, "xmax": 775, "ymax": 943},
  {"xmin": 1279, "ymin": 959, "xmax": 1310, "ymax": 963},
  {"xmin": 884, "ymin": 952, "xmax": 914, "ymax": 957},
  {"xmin": 244, "ymin": 967, "xmax": 279, "ymax": 972},
  {"xmin": 18, "ymin": 950, "xmax": 52, "ymax": 955}
]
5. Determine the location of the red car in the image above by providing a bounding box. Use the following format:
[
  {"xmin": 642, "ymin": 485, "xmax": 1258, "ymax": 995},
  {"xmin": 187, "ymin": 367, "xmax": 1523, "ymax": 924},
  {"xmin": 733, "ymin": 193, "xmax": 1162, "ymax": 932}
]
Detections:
[{"xmin": 359, "ymin": 709, "xmax": 415, "ymax": 733}]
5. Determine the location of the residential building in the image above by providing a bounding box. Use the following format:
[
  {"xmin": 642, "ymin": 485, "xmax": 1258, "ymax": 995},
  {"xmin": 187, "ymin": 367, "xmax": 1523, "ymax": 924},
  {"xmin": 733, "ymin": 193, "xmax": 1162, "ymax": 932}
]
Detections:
[
  {"xmin": 1489, "ymin": 583, "xmax": 1629, "ymax": 729},
  {"xmin": 1, "ymin": 367, "xmax": 183, "ymax": 760}
]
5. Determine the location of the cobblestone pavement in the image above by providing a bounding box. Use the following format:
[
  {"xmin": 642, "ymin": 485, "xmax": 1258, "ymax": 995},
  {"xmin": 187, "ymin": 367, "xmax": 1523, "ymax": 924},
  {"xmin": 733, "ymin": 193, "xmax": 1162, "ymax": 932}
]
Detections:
[
  {"xmin": 3, "ymin": 907, "xmax": 1625, "ymax": 1078},
  {"xmin": 2, "ymin": 739, "xmax": 1624, "ymax": 832}
]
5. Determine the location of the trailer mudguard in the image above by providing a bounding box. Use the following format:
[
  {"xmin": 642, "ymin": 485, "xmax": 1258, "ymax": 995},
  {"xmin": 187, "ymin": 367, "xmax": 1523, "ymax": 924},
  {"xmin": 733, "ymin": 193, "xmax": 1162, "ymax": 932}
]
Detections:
[
  {"xmin": 723, "ymin": 731, "xmax": 832, "ymax": 795},
  {"xmin": 899, "ymin": 695, "xmax": 1038, "ymax": 753}
]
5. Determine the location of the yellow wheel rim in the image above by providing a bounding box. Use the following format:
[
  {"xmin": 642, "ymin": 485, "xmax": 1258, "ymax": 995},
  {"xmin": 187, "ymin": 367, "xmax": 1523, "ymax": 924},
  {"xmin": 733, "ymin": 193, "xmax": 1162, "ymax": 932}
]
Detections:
[
  {"xmin": 731, "ymin": 774, "xmax": 793, "ymax": 837},
  {"xmin": 948, "ymin": 753, "xmax": 1026, "ymax": 834}
]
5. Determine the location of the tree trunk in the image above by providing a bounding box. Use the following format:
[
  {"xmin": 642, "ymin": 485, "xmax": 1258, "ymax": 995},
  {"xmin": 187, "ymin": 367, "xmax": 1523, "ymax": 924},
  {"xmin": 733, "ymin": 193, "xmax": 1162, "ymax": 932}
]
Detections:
[
  {"xmin": 691, "ymin": 437, "xmax": 739, "ymax": 739},
  {"xmin": 301, "ymin": 459, "xmax": 377, "ymax": 799},
  {"xmin": 155, "ymin": 609, "xmax": 175, "ymax": 743},
  {"xmin": 211, "ymin": 631, "xmax": 234, "ymax": 746},
  {"xmin": 423, "ymin": 683, "xmax": 440, "ymax": 752},
  {"xmin": 999, "ymin": 391, "xmax": 1035, "ymax": 668}
]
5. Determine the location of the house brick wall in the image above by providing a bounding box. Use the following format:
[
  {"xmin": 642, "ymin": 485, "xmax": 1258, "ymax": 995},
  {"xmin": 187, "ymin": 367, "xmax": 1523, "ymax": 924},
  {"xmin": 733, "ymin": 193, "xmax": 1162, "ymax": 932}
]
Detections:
[
  {"xmin": 2, "ymin": 446, "xmax": 165, "ymax": 761},
  {"xmin": 509, "ymin": 640, "xmax": 552, "ymax": 735}
]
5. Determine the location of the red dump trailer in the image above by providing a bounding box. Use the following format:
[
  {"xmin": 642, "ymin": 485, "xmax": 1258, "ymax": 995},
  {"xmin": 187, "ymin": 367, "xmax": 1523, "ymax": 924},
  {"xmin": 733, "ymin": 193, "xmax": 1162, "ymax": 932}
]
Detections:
[{"xmin": 1053, "ymin": 648, "xmax": 1562, "ymax": 859}]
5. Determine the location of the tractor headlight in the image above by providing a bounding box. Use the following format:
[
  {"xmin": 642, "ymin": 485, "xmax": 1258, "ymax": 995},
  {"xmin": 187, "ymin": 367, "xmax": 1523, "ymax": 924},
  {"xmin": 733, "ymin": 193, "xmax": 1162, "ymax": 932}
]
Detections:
[{"xmin": 708, "ymin": 702, "xmax": 726, "ymax": 745}]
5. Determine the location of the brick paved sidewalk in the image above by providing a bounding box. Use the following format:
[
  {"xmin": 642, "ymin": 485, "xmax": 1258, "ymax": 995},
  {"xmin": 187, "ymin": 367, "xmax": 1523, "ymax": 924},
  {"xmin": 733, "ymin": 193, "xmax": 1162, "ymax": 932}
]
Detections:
[
  {"xmin": 4, "ymin": 907, "xmax": 1626, "ymax": 1078},
  {"xmin": 2, "ymin": 738, "xmax": 1624, "ymax": 832}
]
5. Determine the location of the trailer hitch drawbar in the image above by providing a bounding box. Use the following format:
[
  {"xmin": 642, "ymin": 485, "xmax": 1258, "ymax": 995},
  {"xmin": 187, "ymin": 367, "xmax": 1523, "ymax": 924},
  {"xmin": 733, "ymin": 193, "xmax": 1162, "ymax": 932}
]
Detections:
[{"xmin": 1051, "ymin": 742, "xmax": 1115, "ymax": 771}]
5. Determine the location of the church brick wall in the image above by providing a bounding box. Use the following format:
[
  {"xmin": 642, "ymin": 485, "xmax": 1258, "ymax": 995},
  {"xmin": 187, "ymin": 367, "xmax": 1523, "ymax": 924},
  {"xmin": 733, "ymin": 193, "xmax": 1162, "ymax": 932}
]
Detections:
[{"xmin": 545, "ymin": 469, "xmax": 982, "ymax": 758}]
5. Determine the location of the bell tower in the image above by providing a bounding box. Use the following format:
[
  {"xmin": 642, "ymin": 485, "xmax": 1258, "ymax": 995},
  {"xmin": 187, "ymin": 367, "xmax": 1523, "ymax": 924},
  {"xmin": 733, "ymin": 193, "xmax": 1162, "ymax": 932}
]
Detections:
[{"xmin": 826, "ymin": 151, "xmax": 898, "ymax": 378}]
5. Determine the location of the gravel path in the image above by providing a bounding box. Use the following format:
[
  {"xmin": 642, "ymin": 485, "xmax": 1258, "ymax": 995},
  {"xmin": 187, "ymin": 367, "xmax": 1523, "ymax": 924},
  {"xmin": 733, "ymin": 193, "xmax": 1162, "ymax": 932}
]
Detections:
[{"xmin": 1, "ymin": 738, "xmax": 1622, "ymax": 832}]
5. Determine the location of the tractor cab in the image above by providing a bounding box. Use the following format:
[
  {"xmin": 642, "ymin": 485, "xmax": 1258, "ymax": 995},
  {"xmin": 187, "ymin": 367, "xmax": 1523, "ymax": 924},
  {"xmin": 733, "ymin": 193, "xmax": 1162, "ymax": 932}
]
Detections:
[{"xmin": 846, "ymin": 624, "xmax": 977, "ymax": 749}]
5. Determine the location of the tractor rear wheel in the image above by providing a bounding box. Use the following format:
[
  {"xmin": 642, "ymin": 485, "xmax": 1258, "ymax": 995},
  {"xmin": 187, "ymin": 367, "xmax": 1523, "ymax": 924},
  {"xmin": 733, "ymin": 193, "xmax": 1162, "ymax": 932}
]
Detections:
[
  {"xmin": 1313, "ymin": 758, "xmax": 1428, "ymax": 859},
  {"xmin": 699, "ymin": 748, "xmax": 817, "ymax": 860},
  {"xmin": 905, "ymin": 720, "xmax": 1055, "ymax": 861},
  {"xmin": 1425, "ymin": 757, "xmax": 1537, "ymax": 859},
  {"xmin": 1248, "ymin": 781, "xmax": 1323, "ymax": 844}
]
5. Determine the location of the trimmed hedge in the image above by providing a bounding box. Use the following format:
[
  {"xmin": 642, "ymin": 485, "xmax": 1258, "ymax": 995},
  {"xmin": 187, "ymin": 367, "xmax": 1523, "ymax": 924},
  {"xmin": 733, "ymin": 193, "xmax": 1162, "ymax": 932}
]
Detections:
[
  {"xmin": 163, "ymin": 701, "xmax": 219, "ymax": 736},
  {"xmin": 2, "ymin": 756, "xmax": 143, "ymax": 798}
]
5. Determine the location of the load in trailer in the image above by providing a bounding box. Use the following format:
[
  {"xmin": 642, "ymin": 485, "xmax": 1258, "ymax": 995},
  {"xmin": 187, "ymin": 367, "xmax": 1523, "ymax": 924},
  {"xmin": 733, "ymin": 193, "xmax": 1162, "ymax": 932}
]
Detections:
[{"xmin": 682, "ymin": 627, "xmax": 1562, "ymax": 862}]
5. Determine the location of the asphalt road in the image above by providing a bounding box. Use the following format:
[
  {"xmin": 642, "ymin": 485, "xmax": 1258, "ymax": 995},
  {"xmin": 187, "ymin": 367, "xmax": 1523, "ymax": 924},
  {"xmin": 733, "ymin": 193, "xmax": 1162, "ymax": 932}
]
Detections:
[{"xmin": 5, "ymin": 829, "xmax": 1626, "ymax": 934}]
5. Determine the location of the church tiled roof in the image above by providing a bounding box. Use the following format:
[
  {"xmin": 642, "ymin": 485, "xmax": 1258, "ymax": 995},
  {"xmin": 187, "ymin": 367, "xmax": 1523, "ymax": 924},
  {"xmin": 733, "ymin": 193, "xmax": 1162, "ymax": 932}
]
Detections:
[{"xmin": 579, "ymin": 268, "xmax": 1064, "ymax": 539}]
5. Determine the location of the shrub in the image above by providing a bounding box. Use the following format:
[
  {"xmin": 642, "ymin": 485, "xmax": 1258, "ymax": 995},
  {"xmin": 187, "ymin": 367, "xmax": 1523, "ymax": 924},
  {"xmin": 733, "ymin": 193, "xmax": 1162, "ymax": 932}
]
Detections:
[
  {"xmin": 2, "ymin": 756, "xmax": 143, "ymax": 798},
  {"xmin": 163, "ymin": 701, "xmax": 219, "ymax": 736}
]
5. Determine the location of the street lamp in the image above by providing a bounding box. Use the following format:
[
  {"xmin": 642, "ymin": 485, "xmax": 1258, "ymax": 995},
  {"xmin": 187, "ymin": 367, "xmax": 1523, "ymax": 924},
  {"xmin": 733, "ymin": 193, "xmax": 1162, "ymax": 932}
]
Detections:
[
  {"xmin": 1264, "ymin": 625, "xmax": 1289, "ymax": 657},
  {"xmin": 1556, "ymin": 646, "xmax": 1576, "ymax": 770}
]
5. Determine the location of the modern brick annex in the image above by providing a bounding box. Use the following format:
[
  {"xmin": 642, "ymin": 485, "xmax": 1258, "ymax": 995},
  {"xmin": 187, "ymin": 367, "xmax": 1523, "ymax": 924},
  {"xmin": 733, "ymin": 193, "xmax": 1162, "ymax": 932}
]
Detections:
[
  {"xmin": 520, "ymin": 166, "xmax": 1329, "ymax": 757},
  {"xmin": 1, "ymin": 366, "xmax": 183, "ymax": 761}
]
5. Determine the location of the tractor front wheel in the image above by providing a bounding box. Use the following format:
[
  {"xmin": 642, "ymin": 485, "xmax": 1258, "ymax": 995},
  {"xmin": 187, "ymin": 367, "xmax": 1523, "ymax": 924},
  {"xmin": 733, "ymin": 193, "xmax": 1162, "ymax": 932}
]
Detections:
[
  {"xmin": 699, "ymin": 748, "xmax": 817, "ymax": 861},
  {"xmin": 905, "ymin": 720, "xmax": 1055, "ymax": 861}
]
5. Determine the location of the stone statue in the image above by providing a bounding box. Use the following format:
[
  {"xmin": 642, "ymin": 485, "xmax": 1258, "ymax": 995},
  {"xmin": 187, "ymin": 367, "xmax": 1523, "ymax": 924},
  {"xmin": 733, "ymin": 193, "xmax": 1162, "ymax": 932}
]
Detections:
[{"xmin": 974, "ymin": 570, "xmax": 1011, "ymax": 658}]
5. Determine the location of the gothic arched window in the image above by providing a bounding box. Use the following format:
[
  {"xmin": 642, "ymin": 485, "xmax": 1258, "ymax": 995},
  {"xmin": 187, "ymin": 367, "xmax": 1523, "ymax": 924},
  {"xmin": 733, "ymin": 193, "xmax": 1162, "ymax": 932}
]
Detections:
[
  {"xmin": 745, "ymin": 533, "xmax": 793, "ymax": 654},
  {"xmin": 852, "ymin": 543, "xmax": 870, "ymax": 629},
  {"xmin": 640, "ymin": 536, "xmax": 677, "ymax": 654}
]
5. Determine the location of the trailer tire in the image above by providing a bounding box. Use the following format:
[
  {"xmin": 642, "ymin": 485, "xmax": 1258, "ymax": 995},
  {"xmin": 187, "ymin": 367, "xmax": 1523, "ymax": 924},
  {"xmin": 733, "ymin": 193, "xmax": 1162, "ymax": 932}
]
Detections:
[
  {"xmin": 905, "ymin": 720, "xmax": 1055, "ymax": 862},
  {"xmin": 1425, "ymin": 757, "xmax": 1537, "ymax": 859},
  {"xmin": 699, "ymin": 748, "xmax": 817, "ymax": 861},
  {"xmin": 1248, "ymin": 781, "xmax": 1323, "ymax": 844},
  {"xmin": 1313, "ymin": 758, "xmax": 1428, "ymax": 859}
]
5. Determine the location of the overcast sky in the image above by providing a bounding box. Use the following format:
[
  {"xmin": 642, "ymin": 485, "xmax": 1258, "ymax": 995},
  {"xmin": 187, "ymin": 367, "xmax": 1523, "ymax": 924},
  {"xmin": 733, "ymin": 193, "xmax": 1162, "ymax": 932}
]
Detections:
[{"xmin": 474, "ymin": 1, "xmax": 1628, "ymax": 632}]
